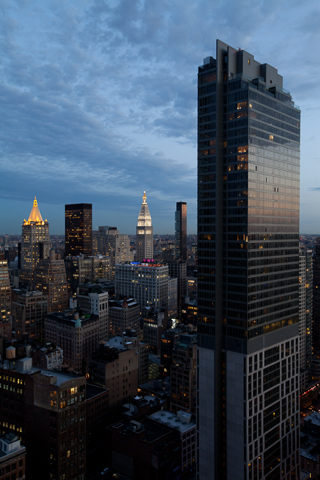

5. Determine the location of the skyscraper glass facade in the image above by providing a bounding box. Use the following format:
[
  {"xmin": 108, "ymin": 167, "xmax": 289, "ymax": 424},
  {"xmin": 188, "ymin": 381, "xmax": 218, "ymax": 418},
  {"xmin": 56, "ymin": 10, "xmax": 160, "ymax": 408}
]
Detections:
[
  {"xmin": 175, "ymin": 201, "xmax": 187, "ymax": 261},
  {"xmin": 65, "ymin": 203, "xmax": 92, "ymax": 257},
  {"xmin": 197, "ymin": 40, "xmax": 300, "ymax": 480}
]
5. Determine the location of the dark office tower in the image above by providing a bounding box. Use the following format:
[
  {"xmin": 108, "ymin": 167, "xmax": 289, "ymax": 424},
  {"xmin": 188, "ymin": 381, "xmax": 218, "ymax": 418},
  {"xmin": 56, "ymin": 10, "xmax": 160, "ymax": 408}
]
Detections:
[
  {"xmin": 65, "ymin": 203, "xmax": 92, "ymax": 257},
  {"xmin": 175, "ymin": 202, "xmax": 187, "ymax": 261},
  {"xmin": 197, "ymin": 40, "xmax": 300, "ymax": 480},
  {"xmin": 136, "ymin": 191, "xmax": 153, "ymax": 262}
]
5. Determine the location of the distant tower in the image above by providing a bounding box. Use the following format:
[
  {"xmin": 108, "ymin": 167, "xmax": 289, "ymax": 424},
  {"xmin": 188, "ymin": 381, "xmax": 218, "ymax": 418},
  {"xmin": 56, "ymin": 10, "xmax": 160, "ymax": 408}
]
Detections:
[
  {"xmin": 171, "ymin": 202, "xmax": 187, "ymax": 318},
  {"xmin": 115, "ymin": 234, "xmax": 133, "ymax": 264},
  {"xmin": 175, "ymin": 202, "xmax": 187, "ymax": 261},
  {"xmin": 136, "ymin": 192, "xmax": 153, "ymax": 262},
  {"xmin": 94, "ymin": 226, "xmax": 132, "ymax": 265},
  {"xmin": 65, "ymin": 204, "xmax": 92, "ymax": 257},
  {"xmin": 94, "ymin": 226, "xmax": 118, "ymax": 256},
  {"xmin": 21, "ymin": 197, "xmax": 50, "ymax": 278}
]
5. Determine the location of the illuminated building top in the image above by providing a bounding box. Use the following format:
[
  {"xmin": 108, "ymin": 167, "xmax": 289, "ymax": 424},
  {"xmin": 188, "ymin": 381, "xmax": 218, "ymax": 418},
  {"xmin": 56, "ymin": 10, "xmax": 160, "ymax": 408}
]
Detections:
[
  {"xmin": 21, "ymin": 197, "xmax": 51, "ymax": 274},
  {"xmin": 137, "ymin": 191, "xmax": 152, "ymax": 228},
  {"xmin": 23, "ymin": 197, "xmax": 48, "ymax": 225},
  {"xmin": 136, "ymin": 191, "xmax": 153, "ymax": 262}
]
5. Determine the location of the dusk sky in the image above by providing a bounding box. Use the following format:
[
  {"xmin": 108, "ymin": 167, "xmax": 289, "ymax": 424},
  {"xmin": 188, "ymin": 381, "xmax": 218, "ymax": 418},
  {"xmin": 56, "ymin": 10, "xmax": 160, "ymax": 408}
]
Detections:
[{"xmin": 1, "ymin": 0, "xmax": 319, "ymax": 235}]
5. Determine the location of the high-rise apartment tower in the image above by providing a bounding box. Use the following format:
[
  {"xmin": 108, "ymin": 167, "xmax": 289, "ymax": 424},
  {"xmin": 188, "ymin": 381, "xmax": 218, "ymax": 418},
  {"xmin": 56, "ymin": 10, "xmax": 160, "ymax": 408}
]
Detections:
[
  {"xmin": 136, "ymin": 192, "xmax": 153, "ymax": 261},
  {"xmin": 197, "ymin": 40, "xmax": 300, "ymax": 480},
  {"xmin": 175, "ymin": 202, "xmax": 187, "ymax": 261},
  {"xmin": 65, "ymin": 203, "xmax": 92, "ymax": 257}
]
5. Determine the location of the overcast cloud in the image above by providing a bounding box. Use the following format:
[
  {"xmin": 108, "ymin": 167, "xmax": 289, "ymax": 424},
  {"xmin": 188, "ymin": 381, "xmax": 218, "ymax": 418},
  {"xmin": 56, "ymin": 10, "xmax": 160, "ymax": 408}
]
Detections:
[{"xmin": 1, "ymin": 0, "xmax": 319, "ymax": 234}]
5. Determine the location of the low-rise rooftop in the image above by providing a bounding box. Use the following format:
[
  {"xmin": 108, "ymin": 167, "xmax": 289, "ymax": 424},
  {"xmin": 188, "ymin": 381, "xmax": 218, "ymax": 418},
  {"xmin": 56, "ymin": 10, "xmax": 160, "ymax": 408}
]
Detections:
[{"xmin": 149, "ymin": 410, "xmax": 196, "ymax": 434}]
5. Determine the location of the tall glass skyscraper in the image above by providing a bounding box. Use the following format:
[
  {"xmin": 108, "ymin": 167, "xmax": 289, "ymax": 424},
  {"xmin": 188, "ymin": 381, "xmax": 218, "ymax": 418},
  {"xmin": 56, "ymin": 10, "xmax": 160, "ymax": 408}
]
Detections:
[
  {"xmin": 65, "ymin": 203, "xmax": 92, "ymax": 257},
  {"xmin": 197, "ymin": 40, "xmax": 300, "ymax": 480},
  {"xmin": 175, "ymin": 201, "xmax": 187, "ymax": 261}
]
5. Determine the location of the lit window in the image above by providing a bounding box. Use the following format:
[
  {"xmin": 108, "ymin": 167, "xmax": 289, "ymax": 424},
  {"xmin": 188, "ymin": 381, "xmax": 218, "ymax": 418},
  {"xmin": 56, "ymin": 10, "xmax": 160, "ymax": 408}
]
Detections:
[{"xmin": 237, "ymin": 101, "xmax": 247, "ymax": 110}]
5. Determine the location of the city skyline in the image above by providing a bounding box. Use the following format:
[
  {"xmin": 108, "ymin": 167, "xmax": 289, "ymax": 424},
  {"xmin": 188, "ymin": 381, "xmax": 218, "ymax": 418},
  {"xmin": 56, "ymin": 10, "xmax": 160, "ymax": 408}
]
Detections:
[{"xmin": 1, "ymin": 0, "xmax": 319, "ymax": 235}]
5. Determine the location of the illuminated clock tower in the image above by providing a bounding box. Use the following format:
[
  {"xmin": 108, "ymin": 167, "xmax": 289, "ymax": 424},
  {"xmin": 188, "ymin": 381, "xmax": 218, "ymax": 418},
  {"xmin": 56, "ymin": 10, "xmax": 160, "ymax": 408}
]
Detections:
[{"xmin": 136, "ymin": 191, "xmax": 153, "ymax": 262}]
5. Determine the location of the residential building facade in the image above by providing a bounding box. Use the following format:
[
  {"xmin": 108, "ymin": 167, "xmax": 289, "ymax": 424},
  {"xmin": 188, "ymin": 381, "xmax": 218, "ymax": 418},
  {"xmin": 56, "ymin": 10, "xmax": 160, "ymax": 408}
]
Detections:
[
  {"xmin": 90, "ymin": 344, "xmax": 139, "ymax": 407},
  {"xmin": 77, "ymin": 284, "xmax": 109, "ymax": 341},
  {"xmin": 44, "ymin": 310, "xmax": 100, "ymax": 373},
  {"xmin": 11, "ymin": 289, "xmax": 47, "ymax": 339},
  {"xmin": 0, "ymin": 357, "xmax": 86, "ymax": 479},
  {"xmin": 109, "ymin": 297, "xmax": 140, "ymax": 337}
]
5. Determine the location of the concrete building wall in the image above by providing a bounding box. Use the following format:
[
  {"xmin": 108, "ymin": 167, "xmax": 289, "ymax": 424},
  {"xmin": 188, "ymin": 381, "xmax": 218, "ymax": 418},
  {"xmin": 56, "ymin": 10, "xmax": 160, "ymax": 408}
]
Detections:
[{"xmin": 104, "ymin": 349, "xmax": 139, "ymax": 406}]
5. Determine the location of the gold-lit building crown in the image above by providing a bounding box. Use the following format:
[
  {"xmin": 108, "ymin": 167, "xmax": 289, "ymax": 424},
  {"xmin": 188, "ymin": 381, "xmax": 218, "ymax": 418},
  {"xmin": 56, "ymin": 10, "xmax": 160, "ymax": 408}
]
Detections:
[{"xmin": 23, "ymin": 196, "xmax": 47, "ymax": 225}]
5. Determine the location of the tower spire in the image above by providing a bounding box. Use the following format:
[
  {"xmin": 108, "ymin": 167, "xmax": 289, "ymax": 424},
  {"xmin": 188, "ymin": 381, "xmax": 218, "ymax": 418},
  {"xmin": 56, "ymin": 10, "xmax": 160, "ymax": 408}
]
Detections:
[{"xmin": 142, "ymin": 191, "xmax": 147, "ymax": 204}]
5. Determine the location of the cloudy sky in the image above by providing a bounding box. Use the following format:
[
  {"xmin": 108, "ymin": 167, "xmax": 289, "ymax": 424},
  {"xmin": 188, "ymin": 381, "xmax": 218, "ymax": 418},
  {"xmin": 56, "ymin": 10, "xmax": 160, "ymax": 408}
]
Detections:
[{"xmin": 1, "ymin": 0, "xmax": 319, "ymax": 235}]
